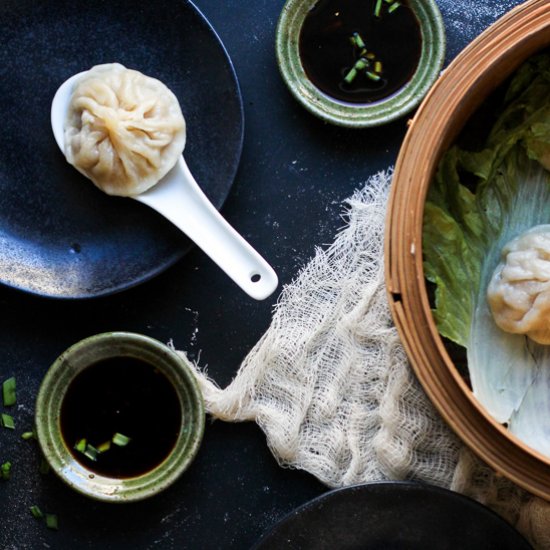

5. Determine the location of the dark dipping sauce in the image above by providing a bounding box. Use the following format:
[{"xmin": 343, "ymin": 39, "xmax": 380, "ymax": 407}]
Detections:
[
  {"xmin": 60, "ymin": 357, "xmax": 182, "ymax": 478},
  {"xmin": 299, "ymin": 0, "xmax": 422, "ymax": 104}
]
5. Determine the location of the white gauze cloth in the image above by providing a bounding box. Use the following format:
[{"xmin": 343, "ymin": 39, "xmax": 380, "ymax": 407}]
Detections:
[{"xmin": 177, "ymin": 170, "xmax": 550, "ymax": 549}]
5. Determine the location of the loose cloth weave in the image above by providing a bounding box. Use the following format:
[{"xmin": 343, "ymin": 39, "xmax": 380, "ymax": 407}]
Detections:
[{"xmin": 178, "ymin": 171, "xmax": 550, "ymax": 549}]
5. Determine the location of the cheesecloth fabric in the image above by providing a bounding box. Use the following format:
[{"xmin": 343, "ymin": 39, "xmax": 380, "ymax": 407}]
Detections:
[{"xmin": 178, "ymin": 170, "xmax": 550, "ymax": 549}]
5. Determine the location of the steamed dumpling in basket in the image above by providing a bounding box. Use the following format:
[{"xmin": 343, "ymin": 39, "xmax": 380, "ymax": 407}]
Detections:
[{"xmin": 488, "ymin": 225, "xmax": 550, "ymax": 346}]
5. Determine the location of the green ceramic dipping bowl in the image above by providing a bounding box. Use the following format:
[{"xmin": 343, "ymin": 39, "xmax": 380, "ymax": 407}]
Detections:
[
  {"xmin": 35, "ymin": 332, "xmax": 205, "ymax": 503},
  {"xmin": 275, "ymin": 0, "xmax": 446, "ymax": 128}
]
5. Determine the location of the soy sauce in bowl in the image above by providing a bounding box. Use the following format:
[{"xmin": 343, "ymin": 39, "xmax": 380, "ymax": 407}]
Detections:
[
  {"xmin": 60, "ymin": 356, "xmax": 182, "ymax": 478},
  {"xmin": 299, "ymin": 0, "xmax": 422, "ymax": 104}
]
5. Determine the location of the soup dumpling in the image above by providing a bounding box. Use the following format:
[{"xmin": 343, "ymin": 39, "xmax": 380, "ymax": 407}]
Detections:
[
  {"xmin": 64, "ymin": 63, "xmax": 186, "ymax": 197},
  {"xmin": 488, "ymin": 225, "xmax": 550, "ymax": 345}
]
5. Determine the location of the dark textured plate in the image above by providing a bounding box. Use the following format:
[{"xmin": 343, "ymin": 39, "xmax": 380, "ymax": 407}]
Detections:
[
  {"xmin": 0, "ymin": 0, "xmax": 243, "ymax": 298},
  {"xmin": 253, "ymin": 482, "xmax": 533, "ymax": 550}
]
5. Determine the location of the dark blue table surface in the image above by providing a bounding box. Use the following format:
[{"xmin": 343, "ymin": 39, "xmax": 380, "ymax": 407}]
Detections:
[{"xmin": 0, "ymin": 1, "xmax": 525, "ymax": 548}]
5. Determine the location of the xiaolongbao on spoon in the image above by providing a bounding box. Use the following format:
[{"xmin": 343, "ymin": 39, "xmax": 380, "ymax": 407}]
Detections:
[
  {"xmin": 52, "ymin": 63, "xmax": 278, "ymax": 300},
  {"xmin": 64, "ymin": 63, "xmax": 186, "ymax": 197}
]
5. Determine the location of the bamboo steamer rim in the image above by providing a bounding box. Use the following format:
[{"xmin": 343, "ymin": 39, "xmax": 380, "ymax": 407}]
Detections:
[{"xmin": 385, "ymin": 0, "xmax": 550, "ymax": 500}]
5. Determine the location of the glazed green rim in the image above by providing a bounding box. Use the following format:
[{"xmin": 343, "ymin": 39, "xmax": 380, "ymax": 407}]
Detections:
[
  {"xmin": 35, "ymin": 332, "xmax": 205, "ymax": 503},
  {"xmin": 275, "ymin": 0, "xmax": 446, "ymax": 128}
]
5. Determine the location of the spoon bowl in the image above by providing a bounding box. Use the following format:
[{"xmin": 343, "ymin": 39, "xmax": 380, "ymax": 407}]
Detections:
[{"xmin": 51, "ymin": 71, "xmax": 278, "ymax": 300}]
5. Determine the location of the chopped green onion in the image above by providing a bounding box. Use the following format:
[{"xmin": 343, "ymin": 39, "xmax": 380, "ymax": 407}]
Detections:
[
  {"xmin": 112, "ymin": 433, "xmax": 131, "ymax": 447},
  {"xmin": 30, "ymin": 505, "xmax": 43, "ymax": 519},
  {"xmin": 1, "ymin": 413, "xmax": 15, "ymax": 430},
  {"xmin": 374, "ymin": 0, "xmax": 383, "ymax": 17},
  {"xmin": 374, "ymin": 61, "xmax": 383, "ymax": 74},
  {"xmin": 366, "ymin": 71, "xmax": 382, "ymax": 81},
  {"xmin": 21, "ymin": 431, "xmax": 35, "ymax": 440},
  {"xmin": 2, "ymin": 377, "xmax": 16, "ymax": 407},
  {"xmin": 97, "ymin": 440, "xmax": 111, "ymax": 453},
  {"xmin": 352, "ymin": 32, "xmax": 366, "ymax": 50},
  {"xmin": 384, "ymin": 0, "xmax": 395, "ymax": 3},
  {"xmin": 1, "ymin": 461, "xmax": 11, "ymax": 480},
  {"xmin": 84, "ymin": 444, "xmax": 98, "ymax": 462},
  {"xmin": 39, "ymin": 458, "xmax": 50, "ymax": 475},
  {"xmin": 74, "ymin": 438, "xmax": 87, "ymax": 453},
  {"xmin": 388, "ymin": 1, "xmax": 401, "ymax": 13},
  {"xmin": 353, "ymin": 58, "xmax": 368, "ymax": 72},
  {"xmin": 344, "ymin": 55, "xmax": 375, "ymax": 85},
  {"xmin": 366, "ymin": 52, "xmax": 376, "ymax": 60},
  {"xmin": 45, "ymin": 514, "xmax": 58, "ymax": 530},
  {"xmin": 344, "ymin": 68, "xmax": 357, "ymax": 84}
]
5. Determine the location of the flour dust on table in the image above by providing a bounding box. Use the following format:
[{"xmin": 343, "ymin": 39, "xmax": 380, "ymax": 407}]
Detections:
[{"xmin": 437, "ymin": 0, "xmax": 524, "ymax": 60}]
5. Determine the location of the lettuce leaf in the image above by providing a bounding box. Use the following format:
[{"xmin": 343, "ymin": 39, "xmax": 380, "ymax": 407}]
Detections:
[{"xmin": 423, "ymin": 53, "xmax": 550, "ymax": 448}]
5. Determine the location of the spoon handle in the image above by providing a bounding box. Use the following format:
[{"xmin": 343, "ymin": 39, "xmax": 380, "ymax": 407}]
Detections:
[{"xmin": 136, "ymin": 158, "xmax": 278, "ymax": 300}]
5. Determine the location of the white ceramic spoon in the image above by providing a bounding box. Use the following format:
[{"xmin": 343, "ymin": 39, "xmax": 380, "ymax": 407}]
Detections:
[{"xmin": 51, "ymin": 71, "xmax": 278, "ymax": 300}]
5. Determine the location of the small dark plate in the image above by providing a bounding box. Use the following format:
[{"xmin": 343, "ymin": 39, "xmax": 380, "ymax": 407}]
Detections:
[
  {"xmin": 253, "ymin": 482, "xmax": 533, "ymax": 550},
  {"xmin": 0, "ymin": 0, "xmax": 243, "ymax": 298}
]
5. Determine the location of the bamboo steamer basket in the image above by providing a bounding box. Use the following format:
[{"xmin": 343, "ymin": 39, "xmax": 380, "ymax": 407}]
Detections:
[{"xmin": 386, "ymin": 0, "xmax": 550, "ymax": 500}]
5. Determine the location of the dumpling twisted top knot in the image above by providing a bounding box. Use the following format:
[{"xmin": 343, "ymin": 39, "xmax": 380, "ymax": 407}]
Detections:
[
  {"xmin": 488, "ymin": 225, "xmax": 550, "ymax": 345},
  {"xmin": 64, "ymin": 63, "xmax": 186, "ymax": 196}
]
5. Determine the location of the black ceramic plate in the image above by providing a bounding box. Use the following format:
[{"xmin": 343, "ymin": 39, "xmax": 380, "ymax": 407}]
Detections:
[
  {"xmin": 253, "ymin": 482, "xmax": 533, "ymax": 550},
  {"xmin": 0, "ymin": 0, "xmax": 243, "ymax": 298}
]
